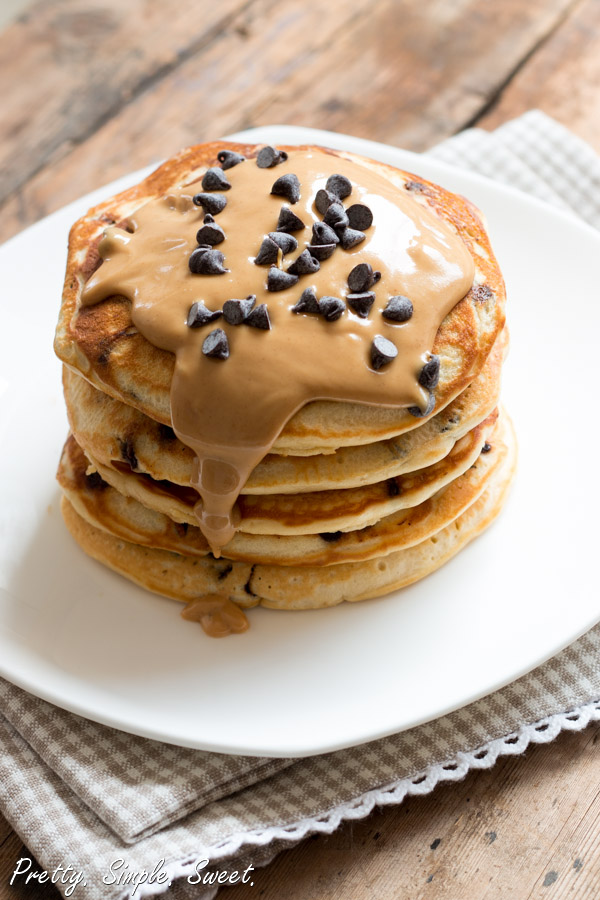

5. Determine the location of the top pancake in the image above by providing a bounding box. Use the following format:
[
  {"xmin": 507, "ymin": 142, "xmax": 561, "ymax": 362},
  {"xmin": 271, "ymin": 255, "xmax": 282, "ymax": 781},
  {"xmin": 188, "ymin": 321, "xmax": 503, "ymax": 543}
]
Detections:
[{"xmin": 55, "ymin": 141, "xmax": 506, "ymax": 452}]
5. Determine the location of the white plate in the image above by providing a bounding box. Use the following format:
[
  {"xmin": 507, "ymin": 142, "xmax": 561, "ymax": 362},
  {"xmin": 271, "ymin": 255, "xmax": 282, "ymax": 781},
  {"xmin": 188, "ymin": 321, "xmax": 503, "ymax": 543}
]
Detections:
[{"xmin": 0, "ymin": 126, "xmax": 598, "ymax": 758}]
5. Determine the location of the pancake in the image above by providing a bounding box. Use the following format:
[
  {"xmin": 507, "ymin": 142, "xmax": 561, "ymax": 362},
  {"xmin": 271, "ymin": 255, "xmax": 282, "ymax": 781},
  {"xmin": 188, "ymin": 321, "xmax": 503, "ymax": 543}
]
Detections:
[
  {"xmin": 80, "ymin": 412, "xmax": 497, "ymax": 536},
  {"xmin": 62, "ymin": 326, "xmax": 506, "ymax": 493},
  {"xmin": 55, "ymin": 141, "xmax": 506, "ymax": 453},
  {"xmin": 58, "ymin": 413, "xmax": 510, "ymax": 567},
  {"xmin": 59, "ymin": 411, "xmax": 516, "ymax": 610}
]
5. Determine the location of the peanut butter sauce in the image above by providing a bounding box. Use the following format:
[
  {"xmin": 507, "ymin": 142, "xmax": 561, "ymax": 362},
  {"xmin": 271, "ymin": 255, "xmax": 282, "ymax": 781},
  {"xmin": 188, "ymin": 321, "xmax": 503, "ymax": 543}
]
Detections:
[{"xmin": 80, "ymin": 148, "xmax": 475, "ymax": 555}]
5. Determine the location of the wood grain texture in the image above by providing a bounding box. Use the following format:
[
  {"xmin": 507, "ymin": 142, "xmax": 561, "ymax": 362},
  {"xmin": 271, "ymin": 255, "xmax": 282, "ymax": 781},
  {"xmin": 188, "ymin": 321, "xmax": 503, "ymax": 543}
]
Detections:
[
  {"xmin": 0, "ymin": 0, "xmax": 578, "ymax": 243},
  {"xmin": 222, "ymin": 725, "xmax": 600, "ymax": 900},
  {"xmin": 479, "ymin": 0, "xmax": 600, "ymax": 152}
]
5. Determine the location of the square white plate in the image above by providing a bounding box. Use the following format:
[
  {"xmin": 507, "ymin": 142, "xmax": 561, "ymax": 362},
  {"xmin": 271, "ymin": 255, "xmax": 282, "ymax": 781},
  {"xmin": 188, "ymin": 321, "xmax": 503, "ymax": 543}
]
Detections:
[{"xmin": 0, "ymin": 126, "xmax": 598, "ymax": 757}]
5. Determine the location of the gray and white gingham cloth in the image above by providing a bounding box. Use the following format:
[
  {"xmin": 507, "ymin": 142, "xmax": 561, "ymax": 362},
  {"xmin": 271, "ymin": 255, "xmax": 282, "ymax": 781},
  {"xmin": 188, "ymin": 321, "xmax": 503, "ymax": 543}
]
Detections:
[{"xmin": 1, "ymin": 111, "xmax": 599, "ymax": 900}]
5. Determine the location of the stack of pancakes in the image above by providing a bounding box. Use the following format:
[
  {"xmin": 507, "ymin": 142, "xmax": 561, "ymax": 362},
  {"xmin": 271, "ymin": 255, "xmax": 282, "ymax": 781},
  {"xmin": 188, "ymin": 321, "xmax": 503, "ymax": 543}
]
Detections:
[{"xmin": 54, "ymin": 142, "xmax": 515, "ymax": 628}]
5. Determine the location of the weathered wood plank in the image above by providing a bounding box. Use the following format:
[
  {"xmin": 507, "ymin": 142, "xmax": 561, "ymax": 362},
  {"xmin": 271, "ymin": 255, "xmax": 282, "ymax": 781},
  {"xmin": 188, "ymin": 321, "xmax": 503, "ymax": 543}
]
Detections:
[
  {"xmin": 0, "ymin": 0, "xmax": 578, "ymax": 243},
  {"xmin": 223, "ymin": 725, "xmax": 600, "ymax": 899},
  {"xmin": 0, "ymin": 0, "xmax": 253, "ymax": 204},
  {"xmin": 478, "ymin": 0, "xmax": 600, "ymax": 152}
]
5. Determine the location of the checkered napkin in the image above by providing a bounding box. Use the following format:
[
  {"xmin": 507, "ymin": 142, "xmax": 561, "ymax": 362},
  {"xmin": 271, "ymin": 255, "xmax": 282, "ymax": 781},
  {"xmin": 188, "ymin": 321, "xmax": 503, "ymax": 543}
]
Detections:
[{"xmin": 1, "ymin": 111, "xmax": 599, "ymax": 900}]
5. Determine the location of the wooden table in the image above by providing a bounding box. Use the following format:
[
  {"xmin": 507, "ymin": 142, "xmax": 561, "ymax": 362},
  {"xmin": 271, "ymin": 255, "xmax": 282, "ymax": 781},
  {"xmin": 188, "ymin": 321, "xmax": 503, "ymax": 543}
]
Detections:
[{"xmin": 1, "ymin": 1, "xmax": 599, "ymax": 897}]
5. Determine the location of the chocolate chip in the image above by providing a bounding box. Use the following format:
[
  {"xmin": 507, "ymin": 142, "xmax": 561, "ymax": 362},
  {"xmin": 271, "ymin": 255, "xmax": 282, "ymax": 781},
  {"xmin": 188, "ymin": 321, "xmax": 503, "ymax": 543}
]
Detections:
[
  {"xmin": 347, "ymin": 291, "xmax": 375, "ymax": 318},
  {"xmin": 383, "ymin": 295, "xmax": 413, "ymax": 322},
  {"xmin": 346, "ymin": 203, "xmax": 373, "ymax": 230},
  {"xmin": 326, "ymin": 173, "xmax": 352, "ymax": 200},
  {"xmin": 201, "ymin": 168, "xmax": 231, "ymax": 191},
  {"xmin": 311, "ymin": 221, "xmax": 339, "ymax": 246},
  {"xmin": 291, "ymin": 287, "xmax": 319, "ymax": 314},
  {"xmin": 348, "ymin": 262, "xmax": 380, "ymax": 292},
  {"xmin": 371, "ymin": 334, "xmax": 397, "ymax": 369},
  {"xmin": 315, "ymin": 189, "xmax": 337, "ymax": 215},
  {"xmin": 320, "ymin": 531, "xmax": 343, "ymax": 542},
  {"xmin": 254, "ymin": 236, "xmax": 280, "ymax": 266},
  {"xmin": 309, "ymin": 242, "xmax": 337, "ymax": 261},
  {"xmin": 256, "ymin": 145, "xmax": 288, "ymax": 168},
  {"xmin": 405, "ymin": 180, "xmax": 427, "ymax": 193},
  {"xmin": 246, "ymin": 303, "xmax": 271, "ymax": 330},
  {"xmin": 471, "ymin": 284, "xmax": 494, "ymax": 304},
  {"xmin": 276, "ymin": 206, "xmax": 305, "ymax": 233},
  {"xmin": 387, "ymin": 478, "xmax": 400, "ymax": 497},
  {"xmin": 323, "ymin": 202, "xmax": 349, "ymax": 232},
  {"xmin": 189, "ymin": 248, "xmax": 227, "ymax": 275},
  {"xmin": 268, "ymin": 232, "xmax": 298, "ymax": 254},
  {"xmin": 267, "ymin": 267, "xmax": 299, "ymax": 292},
  {"xmin": 187, "ymin": 301, "xmax": 223, "ymax": 328},
  {"xmin": 202, "ymin": 328, "xmax": 229, "ymax": 359},
  {"xmin": 192, "ymin": 193, "xmax": 227, "ymax": 215},
  {"xmin": 408, "ymin": 392, "xmax": 436, "ymax": 418},
  {"xmin": 217, "ymin": 149, "xmax": 245, "ymax": 170},
  {"xmin": 158, "ymin": 424, "xmax": 177, "ymax": 442},
  {"xmin": 419, "ymin": 354, "xmax": 440, "ymax": 389},
  {"xmin": 196, "ymin": 221, "xmax": 225, "ymax": 245},
  {"xmin": 339, "ymin": 227, "xmax": 366, "ymax": 250},
  {"xmin": 119, "ymin": 439, "xmax": 138, "ymax": 471},
  {"xmin": 223, "ymin": 295, "xmax": 256, "ymax": 325},
  {"xmin": 287, "ymin": 249, "xmax": 320, "ymax": 276},
  {"xmin": 319, "ymin": 296, "xmax": 345, "ymax": 321},
  {"xmin": 481, "ymin": 442, "xmax": 492, "ymax": 454},
  {"xmin": 271, "ymin": 173, "xmax": 301, "ymax": 204}
]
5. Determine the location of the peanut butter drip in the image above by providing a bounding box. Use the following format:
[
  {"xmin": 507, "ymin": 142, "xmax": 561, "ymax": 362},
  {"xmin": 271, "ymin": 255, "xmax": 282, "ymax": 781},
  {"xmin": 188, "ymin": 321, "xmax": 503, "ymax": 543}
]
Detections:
[
  {"xmin": 81, "ymin": 149, "xmax": 475, "ymax": 554},
  {"xmin": 181, "ymin": 594, "xmax": 249, "ymax": 638}
]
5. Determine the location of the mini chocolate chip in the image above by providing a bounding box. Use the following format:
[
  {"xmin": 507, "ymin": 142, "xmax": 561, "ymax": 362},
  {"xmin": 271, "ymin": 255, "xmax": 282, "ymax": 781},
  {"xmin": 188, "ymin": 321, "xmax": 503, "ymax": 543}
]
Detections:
[
  {"xmin": 202, "ymin": 328, "xmax": 229, "ymax": 359},
  {"xmin": 203, "ymin": 213, "xmax": 215, "ymax": 223},
  {"xmin": 189, "ymin": 248, "xmax": 227, "ymax": 275},
  {"xmin": 223, "ymin": 295, "xmax": 256, "ymax": 325},
  {"xmin": 481, "ymin": 442, "xmax": 492, "ymax": 454},
  {"xmin": 339, "ymin": 227, "xmax": 366, "ymax": 250},
  {"xmin": 187, "ymin": 301, "xmax": 223, "ymax": 328},
  {"xmin": 315, "ymin": 189, "xmax": 337, "ymax": 214},
  {"xmin": 405, "ymin": 179, "xmax": 427, "ymax": 193},
  {"xmin": 326, "ymin": 173, "xmax": 352, "ymax": 200},
  {"xmin": 347, "ymin": 291, "xmax": 375, "ymax": 318},
  {"xmin": 383, "ymin": 295, "xmax": 413, "ymax": 322},
  {"xmin": 267, "ymin": 267, "xmax": 299, "ymax": 292},
  {"xmin": 192, "ymin": 193, "xmax": 227, "ymax": 215},
  {"xmin": 256, "ymin": 145, "xmax": 288, "ymax": 168},
  {"xmin": 201, "ymin": 167, "xmax": 231, "ymax": 191},
  {"xmin": 254, "ymin": 236, "xmax": 280, "ymax": 266},
  {"xmin": 408, "ymin": 392, "xmax": 436, "ymax": 418},
  {"xmin": 292, "ymin": 287, "xmax": 320, "ymax": 314},
  {"xmin": 287, "ymin": 249, "xmax": 320, "ymax": 276},
  {"xmin": 196, "ymin": 222, "xmax": 225, "ymax": 245},
  {"xmin": 271, "ymin": 173, "xmax": 301, "ymax": 204},
  {"xmin": 158, "ymin": 424, "xmax": 177, "ymax": 442},
  {"xmin": 217, "ymin": 149, "xmax": 245, "ymax": 169},
  {"xmin": 346, "ymin": 203, "xmax": 373, "ymax": 230},
  {"xmin": 85, "ymin": 470, "xmax": 107, "ymax": 491},
  {"xmin": 471, "ymin": 284, "xmax": 494, "ymax": 304},
  {"xmin": 371, "ymin": 334, "xmax": 398, "ymax": 369},
  {"xmin": 320, "ymin": 531, "xmax": 343, "ymax": 542},
  {"xmin": 119, "ymin": 439, "xmax": 138, "ymax": 471},
  {"xmin": 348, "ymin": 262, "xmax": 379, "ymax": 292},
  {"xmin": 309, "ymin": 242, "xmax": 337, "ymax": 261},
  {"xmin": 311, "ymin": 221, "xmax": 339, "ymax": 246},
  {"xmin": 268, "ymin": 232, "xmax": 298, "ymax": 254},
  {"xmin": 276, "ymin": 206, "xmax": 305, "ymax": 233},
  {"xmin": 387, "ymin": 478, "xmax": 400, "ymax": 497},
  {"xmin": 246, "ymin": 303, "xmax": 271, "ymax": 330},
  {"xmin": 324, "ymin": 201, "xmax": 349, "ymax": 231},
  {"xmin": 319, "ymin": 296, "xmax": 345, "ymax": 321},
  {"xmin": 419, "ymin": 354, "xmax": 440, "ymax": 390}
]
